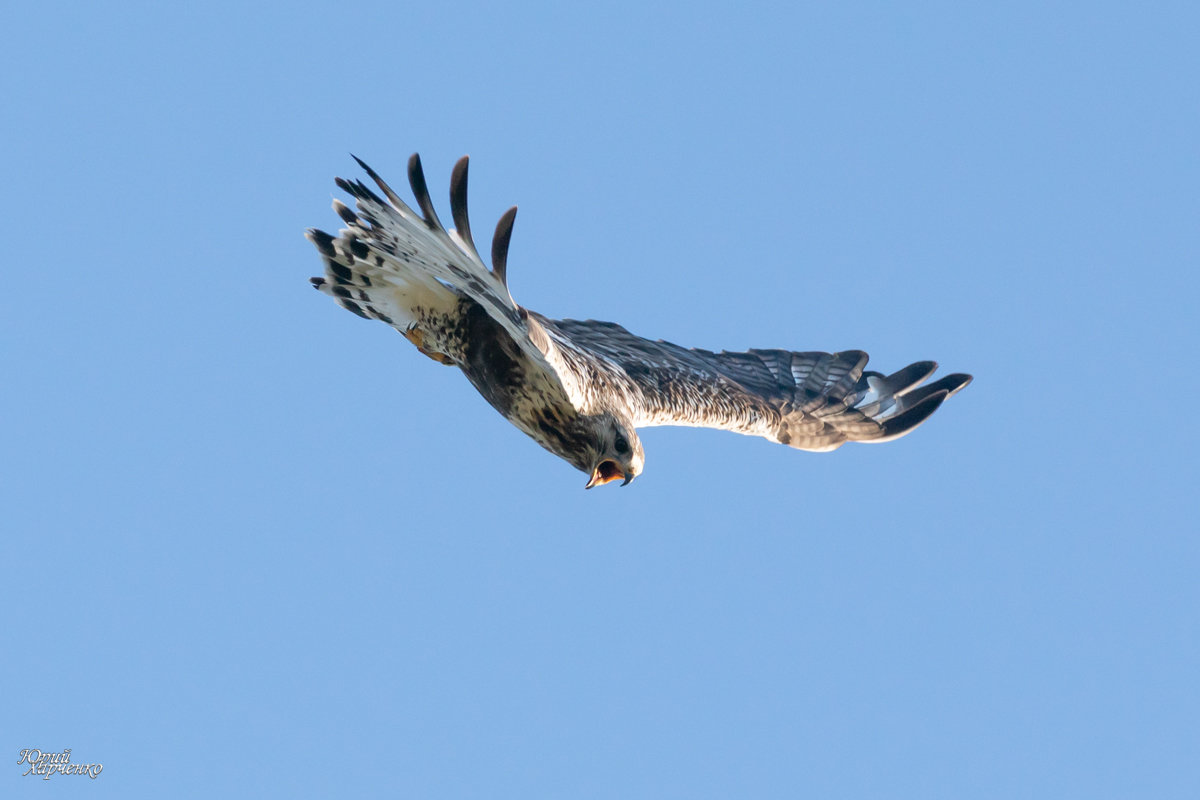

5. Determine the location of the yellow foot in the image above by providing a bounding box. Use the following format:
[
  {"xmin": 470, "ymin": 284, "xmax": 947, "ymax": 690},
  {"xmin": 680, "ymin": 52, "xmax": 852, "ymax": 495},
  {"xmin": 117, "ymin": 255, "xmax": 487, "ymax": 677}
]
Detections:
[{"xmin": 403, "ymin": 327, "xmax": 455, "ymax": 366}]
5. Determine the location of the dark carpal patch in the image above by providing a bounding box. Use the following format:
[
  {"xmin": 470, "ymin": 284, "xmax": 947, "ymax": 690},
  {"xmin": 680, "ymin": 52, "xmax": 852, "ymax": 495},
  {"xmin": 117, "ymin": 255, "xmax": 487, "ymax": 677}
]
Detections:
[
  {"xmin": 459, "ymin": 302, "xmax": 524, "ymax": 415},
  {"xmin": 455, "ymin": 302, "xmax": 592, "ymax": 462}
]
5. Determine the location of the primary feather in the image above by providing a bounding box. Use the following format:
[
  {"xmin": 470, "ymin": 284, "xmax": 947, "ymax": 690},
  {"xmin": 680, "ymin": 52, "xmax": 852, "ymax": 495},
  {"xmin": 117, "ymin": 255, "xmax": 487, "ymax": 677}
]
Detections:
[{"xmin": 308, "ymin": 154, "xmax": 972, "ymax": 487}]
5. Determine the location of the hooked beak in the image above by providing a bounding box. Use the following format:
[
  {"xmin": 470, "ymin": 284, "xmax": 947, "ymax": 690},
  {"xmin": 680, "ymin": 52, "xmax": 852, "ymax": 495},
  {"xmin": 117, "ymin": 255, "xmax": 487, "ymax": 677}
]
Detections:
[{"xmin": 585, "ymin": 459, "xmax": 630, "ymax": 489}]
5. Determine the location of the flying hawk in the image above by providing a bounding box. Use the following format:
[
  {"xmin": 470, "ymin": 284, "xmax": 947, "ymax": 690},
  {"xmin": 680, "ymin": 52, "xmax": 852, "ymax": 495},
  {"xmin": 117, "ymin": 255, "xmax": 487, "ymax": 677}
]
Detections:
[{"xmin": 309, "ymin": 154, "xmax": 971, "ymax": 488}]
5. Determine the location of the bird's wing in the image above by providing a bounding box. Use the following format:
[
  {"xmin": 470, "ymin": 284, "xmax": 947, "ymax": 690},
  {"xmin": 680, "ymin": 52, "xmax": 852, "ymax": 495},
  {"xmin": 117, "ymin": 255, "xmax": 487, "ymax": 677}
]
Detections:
[
  {"xmin": 547, "ymin": 318, "xmax": 972, "ymax": 452},
  {"xmin": 309, "ymin": 155, "xmax": 591, "ymax": 407}
]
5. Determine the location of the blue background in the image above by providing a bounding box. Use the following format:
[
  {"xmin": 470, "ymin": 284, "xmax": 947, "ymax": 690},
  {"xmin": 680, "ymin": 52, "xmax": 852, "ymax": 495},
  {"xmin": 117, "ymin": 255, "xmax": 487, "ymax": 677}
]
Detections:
[{"xmin": 5, "ymin": 1, "xmax": 1197, "ymax": 797}]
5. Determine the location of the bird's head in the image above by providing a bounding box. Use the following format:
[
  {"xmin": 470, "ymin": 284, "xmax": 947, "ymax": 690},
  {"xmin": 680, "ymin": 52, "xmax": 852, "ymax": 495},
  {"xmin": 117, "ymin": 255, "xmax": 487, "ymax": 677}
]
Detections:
[{"xmin": 582, "ymin": 414, "xmax": 644, "ymax": 489}]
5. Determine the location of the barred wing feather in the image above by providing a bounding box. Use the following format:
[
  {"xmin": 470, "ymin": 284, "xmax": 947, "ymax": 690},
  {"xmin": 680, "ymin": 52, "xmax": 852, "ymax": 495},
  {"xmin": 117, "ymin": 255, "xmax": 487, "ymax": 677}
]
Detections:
[{"xmin": 547, "ymin": 318, "xmax": 972, "ymax": 452}]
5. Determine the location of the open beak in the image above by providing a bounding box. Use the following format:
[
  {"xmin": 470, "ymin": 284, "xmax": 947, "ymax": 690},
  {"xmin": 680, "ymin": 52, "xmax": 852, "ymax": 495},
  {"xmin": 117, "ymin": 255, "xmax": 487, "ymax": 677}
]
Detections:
[{"xmin": 585, "ymin": 459, "xmax": 628, "ymax": 489}]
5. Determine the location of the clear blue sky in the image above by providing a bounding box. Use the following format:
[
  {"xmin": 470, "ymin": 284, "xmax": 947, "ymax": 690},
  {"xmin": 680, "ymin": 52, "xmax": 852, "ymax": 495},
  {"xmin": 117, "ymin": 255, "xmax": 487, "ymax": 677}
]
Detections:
[{"xmin": 4, "ymin": 1, "xmax": 1197, "ymax": 797}]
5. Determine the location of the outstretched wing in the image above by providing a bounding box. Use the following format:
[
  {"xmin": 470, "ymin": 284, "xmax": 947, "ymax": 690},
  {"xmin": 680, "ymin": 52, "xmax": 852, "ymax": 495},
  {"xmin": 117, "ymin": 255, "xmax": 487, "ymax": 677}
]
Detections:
[
  {"xmin": 547, "ymin": 318, "xmax": 972, "ymax": 452},
  {"xmin": 309, "ymin": 155, "xmax": 591, "ymax": 407}
]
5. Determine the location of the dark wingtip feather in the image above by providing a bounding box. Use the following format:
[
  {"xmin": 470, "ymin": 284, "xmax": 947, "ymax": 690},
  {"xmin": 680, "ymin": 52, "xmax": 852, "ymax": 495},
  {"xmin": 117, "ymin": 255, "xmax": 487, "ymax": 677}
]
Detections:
[
  {"xmin": 942, "ymin": 373, "xmax": 973, "ymax": 397},
  {"xmin": 407, "ymin": 153, "xmax": 443, "ymax": 229},
  {"xmin": 306, "ymin": 228, "xmax": 336, "ymax": 256},
  {"xmin": 350, "ymin": 155, "xmax": 386, "ymax": 192},
  {"xmin": 310, "ymin": 276, "xmax": 325, "ymax": 288},
  {"xmin": 333, "ymin": 199, "xmax": 358, "ymax": 225},
  {"xmin": 491, "ymin": 205, "xmax": 518, "ymax": 287},
  {"xmin": 903, "ymin": 374, "xmax": 973, "ymax": 407},
  {"xmin": 449, "ymin": 155, "xmax": 476, "ymax": 255},
  {"xmin": 348, "ymin": 155, "xmax": 413, "ymax": 215},
  {"xmin": 881, "ymin": 390, "xmax": 948, "ymax": 439},
  {"xmin": 347, "ymin": 178, "xmax": 385, "ymax": 207},
  {"xmin": 886, "ymin": 361, "xmax": 938, "ymax": 396}
]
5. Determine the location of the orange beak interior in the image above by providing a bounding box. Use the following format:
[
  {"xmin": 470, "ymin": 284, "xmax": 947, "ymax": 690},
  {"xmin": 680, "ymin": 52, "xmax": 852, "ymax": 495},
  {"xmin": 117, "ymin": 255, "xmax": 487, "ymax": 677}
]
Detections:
[{"xmin": 585, "ymin": 459, "xmax": 625, "ymax": 489}]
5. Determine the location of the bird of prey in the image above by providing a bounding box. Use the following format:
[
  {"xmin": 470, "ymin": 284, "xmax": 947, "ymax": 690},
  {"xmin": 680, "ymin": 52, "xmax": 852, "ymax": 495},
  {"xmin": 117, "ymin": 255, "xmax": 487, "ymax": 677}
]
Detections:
[{"xmin": 309, "ymin": 154, "xmax": 971, "ymax": 488}]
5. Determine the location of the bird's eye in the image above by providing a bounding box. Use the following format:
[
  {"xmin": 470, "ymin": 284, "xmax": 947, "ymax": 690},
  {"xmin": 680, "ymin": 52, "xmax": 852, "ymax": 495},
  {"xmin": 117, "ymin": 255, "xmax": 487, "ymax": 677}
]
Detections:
[{"xmin": 614, "ymin": 433, "xmax": 629, "ymax": 454}]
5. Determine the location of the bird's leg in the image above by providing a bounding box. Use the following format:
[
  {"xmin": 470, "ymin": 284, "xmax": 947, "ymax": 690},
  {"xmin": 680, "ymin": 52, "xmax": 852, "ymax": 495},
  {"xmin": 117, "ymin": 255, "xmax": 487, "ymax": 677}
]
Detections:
[{"xmin": 403, "ymin": 326, "xmax": 456, "ymax": 366}]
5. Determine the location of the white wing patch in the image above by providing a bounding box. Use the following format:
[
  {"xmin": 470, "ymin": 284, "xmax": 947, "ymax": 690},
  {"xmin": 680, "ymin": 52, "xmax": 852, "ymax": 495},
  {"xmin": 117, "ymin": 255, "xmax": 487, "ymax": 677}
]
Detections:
[{"xmin": 312, "ymin": 155, "xmax": 592, "ymax": 410}]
